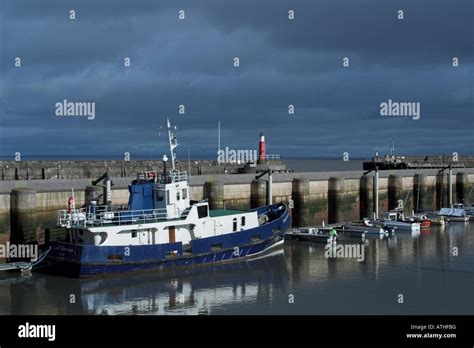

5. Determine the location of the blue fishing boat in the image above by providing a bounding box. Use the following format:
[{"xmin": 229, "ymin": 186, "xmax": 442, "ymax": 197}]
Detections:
[{"xmin": 32, "ymin": 118, "xmax": 291, "ymax": 277}]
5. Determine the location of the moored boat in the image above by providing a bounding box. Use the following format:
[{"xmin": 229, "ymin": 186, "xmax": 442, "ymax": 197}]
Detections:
[
  {"xmin": 285, "ymin": 227, "xmax": 335, "ymax": 243},
  {"xmin": 405, "ymin": 214, "xmax": 431, "ymax": 228},
  {"xmin": 32, "ymin": 118, "xmax": 291, "ymax": 277},
  {"xmin": 438, "ymin": 206, "xmax": 470, "ymax": 223},
  {"xmin": 340, "ymin": 219, "xmax": 388, "ymax": 235},
  {"xmin": 452, "ymin": 203, "xmax": 474, "ymax": 221},
  {"xmin": 374, "ymin": 209, "xmax": 421, "ymax": 233}
]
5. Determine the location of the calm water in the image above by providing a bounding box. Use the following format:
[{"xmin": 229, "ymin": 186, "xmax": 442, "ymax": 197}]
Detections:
[{"xmin": 0, "ymin": 223, "xmax": 473, "ymax": 315}]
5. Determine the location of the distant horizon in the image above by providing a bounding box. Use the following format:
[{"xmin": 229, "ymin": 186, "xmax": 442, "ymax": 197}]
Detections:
[
  {"xmin": 0, "ymin": 155, "xmax": 368, "ymax": 161},
  {"xmin": 0, "ymin": 153, "xmax": 472, "ymax": 161}
]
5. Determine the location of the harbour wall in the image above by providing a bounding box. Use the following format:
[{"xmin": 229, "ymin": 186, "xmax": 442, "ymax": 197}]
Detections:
[
  {"xmin": 0, "ymin": 160, "xmax": 242, "ymax": 180},
  {"xmin": 2, "ymin": 156, "xmax": 473, "ymax": 181},
  {"xmin": 1, "ymin": 168, "xmax": 473, "ymax": 240}
]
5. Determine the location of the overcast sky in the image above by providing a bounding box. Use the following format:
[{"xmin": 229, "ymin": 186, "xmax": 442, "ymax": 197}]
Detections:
[{"xmin": 0, "ymin": 0, "xmax": 473, "ymax": 159}]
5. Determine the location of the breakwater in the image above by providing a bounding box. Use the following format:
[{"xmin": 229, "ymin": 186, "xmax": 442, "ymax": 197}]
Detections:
[
  {"xmin": 1, "ymin": 168, "xmax": 473, "ymax": 242},
  {"xmin": 0, "ymin": 160, "xmax": 242, "ymax": 180}
]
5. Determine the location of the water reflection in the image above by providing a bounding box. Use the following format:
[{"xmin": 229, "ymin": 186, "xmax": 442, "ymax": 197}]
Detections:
[
  {"xmin": 0, "ymin": 224, "xmax": 473, "ymax": 315},
  {"xmin": 1, "ymin": 249, "xmax": 290, "ymax": 315}
]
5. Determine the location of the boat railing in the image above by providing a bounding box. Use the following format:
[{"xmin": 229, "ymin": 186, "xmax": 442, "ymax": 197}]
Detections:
[
  {"xmin": 57, "ymin": 209, "xmax": 72, "ymax": 227},
  {"xmin": 93, "ymin": 204, "xmax": 128, "ymax": 213},
  {"xmin": 171, "ymin": 171, "xmax": 188, "ymax": 183},
  {"xmin": 263, "ymin": 154, "xmax": 281, "ymax": 160},
  {"xmin": 132, "ymin": 170, "xmax": 188, "ymax": 184},
  {"xmin": 57, "ymin": 206, "xmax": 171, "ymax": 228},
  {"xmin": 136, "ymin": 171, "xmax": 159, "ymax": 181}
]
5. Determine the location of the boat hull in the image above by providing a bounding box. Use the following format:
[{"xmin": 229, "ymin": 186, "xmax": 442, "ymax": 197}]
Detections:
[
  {"xmin": 444, "ymin": 216, "xmax": 469, "ymax": 222},
  {"xmin": 33, "ymin": 203, "xmax": 291, "ymax": 277},
  {"xmin": 375, "ymin": 221, "xmax": 420, "ymax": 233},
  {"xmin": 340, "ymin": 224, "xmax": 387, "ymax": 235},
  {"xmin": 32, "ymin": 237, "xmax": 285, "ymax": 278},
  {"xmin": 285, "ymin": 232, "xmax": 332, "ymax": 243}
]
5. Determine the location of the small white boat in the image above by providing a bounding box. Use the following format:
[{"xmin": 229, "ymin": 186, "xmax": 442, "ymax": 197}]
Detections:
[
  {"xmin": 438, "ymin": 206, "xmax": 470, "ymax": 223},
  {"xmin": 285, "ymin": 227, "xmax": 336, "ymax": 244},
  {"xmin": 375, "ymin": 210, "xmax": 421, "ymax": 233},
  {"xmin": 452, "ymin": 203, "xmax": 473, "ymax": 221},
  {"xmin": 340, "ymin": 219, "xmax": 387, "ymax": 235},
  {"xmin": 444, "ymin": 216, "xmax": 469, "ymax": 223}
]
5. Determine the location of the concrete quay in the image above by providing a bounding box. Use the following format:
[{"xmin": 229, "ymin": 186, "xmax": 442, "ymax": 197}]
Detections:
[{"xmin": 1, "ymin": 168, "xmax": 473, "ymax": 234}]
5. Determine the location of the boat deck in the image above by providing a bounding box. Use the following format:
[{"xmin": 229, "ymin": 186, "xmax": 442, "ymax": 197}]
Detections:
[{"xmin": 209, "ymin": 209, "xmax": 249, "ymax": 217}]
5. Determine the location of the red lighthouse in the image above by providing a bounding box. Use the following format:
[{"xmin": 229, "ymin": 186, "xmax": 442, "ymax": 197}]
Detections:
[{"xmin": 258, "ymin": 131, "xmax": 266, "ymax": 162}]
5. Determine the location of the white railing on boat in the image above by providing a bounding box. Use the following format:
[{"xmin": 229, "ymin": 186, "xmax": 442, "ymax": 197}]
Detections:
[
  {"xmin": 136, "ymin": 171, "xmax": 159, "ymax": 180},
  {"xmin": 171, "ymin": 171, "xmax": 188, "ymax": 183},
  {"xmin": 57, "ymin": 206, "xmax": 170, "ymax": 228},
  {"xmin": 263, "ymin": 154, "xmax": 281, "ymax": 160},
  {"xmin": 134, "ymin": 170, "xmax": 188, "ymax": 183}
]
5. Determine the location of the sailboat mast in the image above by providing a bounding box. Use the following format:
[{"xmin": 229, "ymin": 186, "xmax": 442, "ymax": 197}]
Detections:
[{"xmin": 167, "ymin": 118, "xmax": 178, "ymax": 171}]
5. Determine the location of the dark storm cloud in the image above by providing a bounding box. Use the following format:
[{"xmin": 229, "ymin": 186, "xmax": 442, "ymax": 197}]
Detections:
[{"xmin": 0, "ymin": 0, "xmax": 472, "ymax": 159}]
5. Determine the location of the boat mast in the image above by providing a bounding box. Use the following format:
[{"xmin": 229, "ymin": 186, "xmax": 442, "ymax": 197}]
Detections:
[{"xmin": 167, "ymin": 118, "xmax": 179, "ymax": 171}]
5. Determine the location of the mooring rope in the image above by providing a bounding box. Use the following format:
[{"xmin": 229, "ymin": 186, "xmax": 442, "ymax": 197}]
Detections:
[{"xmin": 20, "ymin": 247, "xmax": 51, "ymax": 271}]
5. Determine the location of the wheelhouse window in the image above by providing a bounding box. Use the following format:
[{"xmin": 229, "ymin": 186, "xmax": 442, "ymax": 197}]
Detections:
[
  {"xmin": 197, "ymin": 205, "xmax": 208, "ymax": 218},
  {"xmin": 155, "ymin": 189, "xmax": 164, "ymax": 201},
  {"xmin": 182, "ymin": 189, "xmax": 188, "ymax": 199},
  {"xmin": 241, "ymin": 216, "xmax": 246, "ymax": 226},
  {"xmin": 233, "ymin": 218, "xmax": 237, "ymax": 231},
  {"xmin": 176, "ymin": 191, "xmax": 181, "ymax": 201},
  {"xmin": 166, "ymin": 190, "xmax": 170, "ymax": 205}
]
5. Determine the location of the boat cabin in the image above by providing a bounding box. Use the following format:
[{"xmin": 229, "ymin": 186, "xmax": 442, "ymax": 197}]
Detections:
[
  {"xmin": 383, "ymin": 209, "xmax": 405, "ymax": 221},
  {"xmin": 56, "ymin": 118, "xmax": 267, "ymax": 248},
  {"xmin": 127, "ymin": 170, "xmax": 190, "ymax": 220}
]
